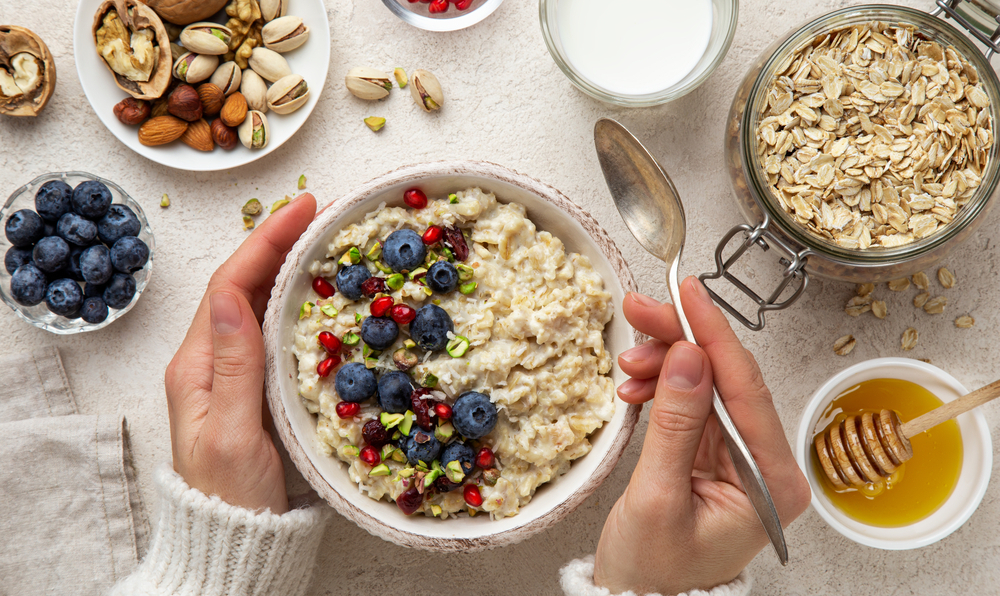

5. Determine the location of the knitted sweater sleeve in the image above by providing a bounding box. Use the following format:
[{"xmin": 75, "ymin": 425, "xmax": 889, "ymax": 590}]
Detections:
[
  {"xmin": 109, "ymin": 463, "xmax": 330, "ymax": 596},
  {"xmin": 559, "ymin": 556, "xmax": 752, "ymax": 596}
]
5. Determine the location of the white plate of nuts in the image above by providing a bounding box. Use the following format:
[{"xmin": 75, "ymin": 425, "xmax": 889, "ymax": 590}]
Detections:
[{"xmin": 73, "ymin": 0, "xmax": 330, "ymax": 172}]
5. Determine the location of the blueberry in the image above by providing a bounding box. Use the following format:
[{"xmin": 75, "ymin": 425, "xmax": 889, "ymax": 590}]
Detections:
[
  {"xmin": 426, "ymin": 261, "xmax": 459, "ymax": 293},
  {"xmin": 5, "ymin": 209, "xmax": 45, "ymax": 247},
  {"xmin": 56, "ymin": 213, "xmax": 98, "ymax": 246},
  {"xmin": 71, "ymin": 180, "xmax": 113, "ymax": 219},
  {"xmin": 80, "ymin": 245, "xmax": 113, "ymax": 285},
  {"xmin": 334, "ymin": 362, "xmax": 378, "ymax": 403},
  {"xmin": 409, "ymin": 304, "xmax": 454, "ymax": 352},
  {"xmin": 103, "ymin": 273, "xmax": 136, "ymax": 309},
  {"xmin": 361, "ymin": 316, "xmax": 399, "ymax": 350},
  {"xmin": 84, "ymin": 282, "xmax": 105, "ymax": 298},
  {"xmin": 383, "ymin": 229, "xmax": 426, "ymax": 272},
  {"xmin": 452, "ymin": 391, "xmax": 498, "ymax": 440},
  {"xmin": 10, "ymin": 264, "xmax": 47, "ymax": 306},
  {"xmin": 441, "ymin": 442, "xmax": 475, "ymax": 478},
  {"xmin": 45, "ymin": 278, "xmax": 84, "ymax": 317},
  {"xmin": 110, "ymin": 236, "xmax": 149, "ymax": 273},
  {"xmin": 35, "ymin": 180, "xmax": 74, "ymax": 222},
  {"xmin": 44, "ymin": 222, "xmax": 55, "ymax": 238},
  {"xmin": 377, "ymin": 371, "xmax": 414, "ymax": 413},
  {"xmin": 5, "ymin": 246, "xmax": 33, "ymax": 274},
  {"xmin": 65, "ymin": 246, "xmax": 86, "ymax": 282},
  {"xmin": 32, "ymin": 236, "xmax": 71, "ymax": 273},
  {"xmin": 80, "ymin": 297, "xmax": 109, "ymax": 324},
  {"xmin": 97, "ymin": 204, "xmax": 141, "ymax": 245},
  {"xmin": 335, "ymin": 264, "xmax": 371, "ymax": 300},
  {"xmin": 403, "ymin": 430, "xmax": 442, "ymax": 466}
]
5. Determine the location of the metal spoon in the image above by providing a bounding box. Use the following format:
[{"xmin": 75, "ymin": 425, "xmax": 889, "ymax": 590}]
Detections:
[{"xmin": 594, "ymin": 118, "xmax": 789, "ymax": 565}]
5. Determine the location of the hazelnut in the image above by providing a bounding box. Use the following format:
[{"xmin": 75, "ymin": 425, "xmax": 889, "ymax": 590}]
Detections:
[
  {"xmin": 197, "ymin": 83, "xmax": 225, "ymax": 116},
  {"xmin": 211, "ymin": 118, "xmax": 238, "ymax": 150},
  {"xmin": 166, "ymin": 84, "xmax": 203, "ymax": 122},
  {"xmin": 113, "ymin": 98, "xmax": 151, "ymax": 125}
]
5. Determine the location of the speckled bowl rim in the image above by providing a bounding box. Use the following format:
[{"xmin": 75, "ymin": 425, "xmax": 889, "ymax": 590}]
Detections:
[{"xmin": 263, "ymin": 160, "xmax": 641, "ymax": 551}]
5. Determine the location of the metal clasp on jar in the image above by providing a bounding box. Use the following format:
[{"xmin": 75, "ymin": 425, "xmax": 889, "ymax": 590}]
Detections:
[{"xmin": 932, "ymin": 0, "xmax": 1000, "ymax": 59}]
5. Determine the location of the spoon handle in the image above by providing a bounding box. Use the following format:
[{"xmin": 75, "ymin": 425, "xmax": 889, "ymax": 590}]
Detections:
[{"xmin": 667, "ymin": 259, "xmax": 790, "ymax": 565}]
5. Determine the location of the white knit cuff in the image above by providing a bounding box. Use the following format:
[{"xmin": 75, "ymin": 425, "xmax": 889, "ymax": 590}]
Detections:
[
  {"xmin": 109, "ymin": 463, "xmax": 330, "ymax": 596},
  {"xmin": 559, "ymin": 555, "xmax": 752, "ymax": 596}
]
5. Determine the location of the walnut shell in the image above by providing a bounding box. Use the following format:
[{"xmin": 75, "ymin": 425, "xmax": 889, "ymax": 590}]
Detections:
[
  {"xmin": 92, "ymin": 0, "xmax": 172, "ymax": 100},
  {"xmin": 0, "ymin": 26, "xmax": 56, "ymax": 117},
  {"xmin": 142, "ymin": 0, "xmax": 229, "ymax": 26}
]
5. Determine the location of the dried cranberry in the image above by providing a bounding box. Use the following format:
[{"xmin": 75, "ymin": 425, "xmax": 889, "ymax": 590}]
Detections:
[
  {"xmin": 360, "ymin": 445, "xmax": 380, "ymax": 466},
  {"xmin": 318, "ymin": 331, "xmax": 341, "ymax": 354},
  {"xmin": 312, "ymin": 277, "xmax": 335, "ymax": 298},
  {"xmin": 397, "ymin": 485, "xmax": 423, "ymax": 515},
  {"xmin": 362, "ymin": 419, "xmax": 390, "ymax": 448},
  {"xmin": 463, "ymin": 484, "xmax": 483, "ymax": 507},
  {"xmin": 317, "ymin": 355, "xmax": 340, "ymax": 378},
  {"xmin": 410, "ymin": 388, "xmax": 434, "ymax": 430},
  {"xmin": 428, "ymin": 0, "xmax": 448, "ymax": 13},
  {"xmin": 433, "ymin": 402, "xmax": 452, "ymax": 421},
  {"xmin": 422, "ymin": 225, "xmax": 443, "ymax": 245},
  {"xmin": 403, "ymin": 188, "xmax": 428, "ymax": 209},
  {"xmin": 476, "ymin": 447, "xmax": 494, "ymax": 469},
  {"xmin": 370, "ymin": 296, "xmax": 394, "ymax": 318},
  {"xmin": 434, "ymin": 476, "xmax": 461, "ymax": 493},
  {"xmin": 443, "ymin": 226, "xmax": 469, "ymax": 261},
  {"xmin": 390, "ymin": 303, "xmax": 416, "ymax": 325},
  {"xmin": 335, "ymin": 401, "xmax": 360, "ymax": 418},
  {"xmin": 361, "ymin": 276, "xmax": 387, "ymax": 297}
]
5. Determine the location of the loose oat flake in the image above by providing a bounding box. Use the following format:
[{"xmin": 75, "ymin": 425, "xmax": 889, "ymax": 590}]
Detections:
[
  {"xmin": 955, "ymin": 315, "xmax": 975, "ymax": 327},
  {"xmin": 872, "ymin": 300, "xmax": 888, "ymax": 318},
  {"xmin": 924, "ymin": 295, "xmax": 948, "ymax": 314},
  {"xmin": 834, "ymin": 334, "xmax": 857, "ymax": 355},
  {"xmin": 901, "ymin": 327, "xmax": 919, "ymax": 350},
  {"xmin": 845, "ymin": 294, "xmax": 873, "ymax": 316},
  {"xmin": 757, "ymin": 22, "xmax": 992, "ymax": 250},
  {"xmin": 914, "ymin": 292, "xmax": 930, "ymax": 308},
  {"xmin": 888, "ymin": 277, "xmax": 911, "ymax": 291},
  {"xmin": 938, "ymin": 266, "xmax": 956, "ymax": 288},
  {"xmin": 912, "ymin": 271, "xmax": 930, "ymax": 290},
  {"xmin": 857, "ymin": 282, "xmax": 875, "ymax": 296}
]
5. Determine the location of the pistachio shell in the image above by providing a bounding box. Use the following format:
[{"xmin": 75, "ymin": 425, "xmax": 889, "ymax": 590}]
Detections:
[
  {"xmin": 247, "ymin": 47, "xmax": 290, "ymax": 82},
  {"xmin": 240, "ymin": 68, "xmax": 268, "ymax": 113},
  {"xmin": 346, "ymin": 67, "xmax": 391, "ymax": 100},
  {"xmin": 262, "ymin": 16, "xmax": 309, "ymax": 53},
  {"xmin": 238, "ymin": 110, "xmax": 269, "ymax": 149},
  {"xmin": 172, "ymin": 52, "xmax": 218, "ymax": 84},
  {"xmin": 210, "ymin": 61, "xmax": 241, "ymax": 95},
  {"xmin": 266, "ymin": 73, "xmax": 309, "ymax": 114},
  {"xmin": 259, "ymin": 0, "xmax": 288, "ymax": 22},
  {"xmin": 179, "ymin": 23, "xmax": 231, "ymax": 55},
  {"xmin": 410, "ymin": 69, "xmax": 443, "ymax": 112}
]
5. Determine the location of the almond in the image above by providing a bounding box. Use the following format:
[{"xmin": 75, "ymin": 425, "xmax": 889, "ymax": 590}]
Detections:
[
  {"xmin": 197, "ymin": 83, "xmax": 225, "ymax": 116},
  {"xmin": 138, "ymin": 115, "xmax": 188, "ymax": 146},
  {"xmin": 220, "ymin": 92, "xmax": 248, "ymax": 127},
  {"xmin": 180, "ymin": 119, "xmax": 215, "ymax": 152}
]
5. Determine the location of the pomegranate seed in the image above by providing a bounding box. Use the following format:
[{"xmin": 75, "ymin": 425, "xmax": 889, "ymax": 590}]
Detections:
[
  {"xmin": 422, "ymin": 225, "xmax": 443, "ymax": 245},
  {"xmin": 455, "ymin": 0, "xmax": 473, "ymax": 8},
  {"xmin": 312, "ymin": 277, "xmax": 335, "ymax": 298},
  {"xmin": 403, "ymin": 188, "xmax": 428, "ymax": 209},
  {"xmin": 336, "ymin": 401, "xmax": 360, "ymax": 419},
  {"xmin": 316, "ymin": 355, "xmax": 340, "ymax": 378},
  {"xmin": 433, "ymin": 402, "xmax": 452, "ymax": 420},
  {"xmin": 318, "ymin": 331, "xmax": 342, "ymax": 354},
  {"xmin": 390, "ymin": 303, "xmax": 416, "ymax": 325},
  {"xmin": 428, "ymin": 0, "xmax": 448, "ymax": 13},
  {"xmin": 360, "ymin": 446, "xmax": 381, "ymax": 466},
  {"xmin": 361, "ymin": 276, "xmax": 387, "ymax": 297},
  {"xmin": 397, "ymin": 486, "xmax": 423, "ymax": 515},
  {"xmin": 370, "ymin": 296, "xmax": 394, "ymax": 317},
  {"xmin": 463, "ymin": 484, "xmax": 483, "ymax": 507},
  {"xmin": 362, "ymin": 419, "xmax": 390, "ymax": 448},
  {"xmin": 476, "ymin": 447, "xmax": 494, "ymax": 469}
]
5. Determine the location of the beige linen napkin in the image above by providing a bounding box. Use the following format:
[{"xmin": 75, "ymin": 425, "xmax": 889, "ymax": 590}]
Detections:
[{"xmin": 0, "ymin": 347, "xmax": 148, "ymax": 596}]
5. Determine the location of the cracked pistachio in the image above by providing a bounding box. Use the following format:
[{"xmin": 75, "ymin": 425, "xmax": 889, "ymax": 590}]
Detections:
[
  {"xmin": 346, "ymin": 67, "xmax": 392, "ymax": 100},
  {"xmin": 242, "ymin": 198, "xmax": 262, "ymax": 215},
  {"xmin": 179, "ymin": 23, "xmax": 232, "ymax": 55},
  {"xmin": 260, "ymin": 0, "xmax": 288, "ymax": 22},
  {"xmin": 394, "ymin": 67, "xmax": 407, "ymax": 88},
  {"xmin": 266, "ymin": 73, "xmax": 309, "ymax": 114},
  {"xmin": 410, "ymin": 69, "xmax": 443, "ymax": 112},
  {"xmin": 364, "ymin": 116, "xmax": 386, "ymax": 132},
  {"xmin": 210, "ymin": 61, "xmax": 241, "ymax": 95},
  {"xmin": 237, "ymin": 110, "xmax": 269, "ymax": 149},
  {"xmin": 248, "ymin": 47, "xmax": 291, "ymax": 82},
  {"xmin": 262, "ymin": 16, "xmax": 309, "ymax": 53},
  {"xmin": 173, "ymin": 51, "xmax": 219, "ymax": 84}
]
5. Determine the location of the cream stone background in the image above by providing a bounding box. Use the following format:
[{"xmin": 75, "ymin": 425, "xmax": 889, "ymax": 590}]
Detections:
[{"xmin": 1, "ymin": 0, "xmax": 998, "ymax": 594}]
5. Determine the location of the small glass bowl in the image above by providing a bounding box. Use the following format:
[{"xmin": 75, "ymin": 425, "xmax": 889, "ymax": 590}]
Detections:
[
  {"xmin": 381, "ymin": 0, "xmax": 505, "ymax": 32},
  {"xmin": 0, "ymin": 171, "xmax": 155, "ymax": 335},
  {"xmin": 539, "ymin": 0, "xmax": 738, "ymax": 106}
]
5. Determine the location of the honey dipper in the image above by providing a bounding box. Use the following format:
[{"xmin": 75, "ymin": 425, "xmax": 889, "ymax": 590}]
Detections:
[{"xmin": 814, "ymin": 379, "xmax": 1000, "ymax": 489}]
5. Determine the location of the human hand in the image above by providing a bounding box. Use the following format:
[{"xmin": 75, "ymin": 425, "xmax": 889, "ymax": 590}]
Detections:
[
  {"xmin": 593, "ymin": 277, "xmax": 810, "ymax": 595},
  {"xmin": 164, "ymin": 195, "xmax": 317, "ymax": 514}
]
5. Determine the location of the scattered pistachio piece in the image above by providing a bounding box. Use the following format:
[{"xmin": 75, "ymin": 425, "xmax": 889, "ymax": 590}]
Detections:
[
  {"xmin": 445, "ymin": 460, "xmax": 465, "ymax": 483},
  {"xmin": 446, "ymin": 335, "xmax": 470, "ymax": 358},
  {"xmin": 320, "ymin": 303, "xmax": 338, "ymax": 318},
  {"xmin": 340, "ymin": 445, "xmax": 360, "ymax": 458},
  {"xmin": 366, "ymin": 241, "xmax": 383, "ymax": 261},
  {"xmin": 398, "ymin": 467, "xmax": 415, "ymax": 478},
  {"xmin": 369, "ymin": 463, "xmax": 391, "ymax": 476},
  {"xmin": 160, "ymin": 193, "xmax": 170, "ymax": 208},
  {"xmin": 342, "ymin": 331, "xmax": 360, "ymax": 346},
  {"xmin": 439, "ymin": 246, "xmax": 454, "ymax": 261},
  {"xmin": 391, "ymin": 430, "xmax": 402, "ymax": 442},
  {"xmin": 398, "ymin": 411, "xmax": 414, "ymax": 436},
  {"xmin": 456, "ymin": 264, "xmax": 475, "ymax": 281},
  {"xmin": 430, "ymin": 504, "xmax": 442, "ymax": 517},
  {"xmin": 422, "ymin": 286, "xmax": 433, "ymax": 296},
  {"xmin": 386, "ymin": 273, "xmax": 405, "ymax": 290},
  {"xmin": 482, "ymin": 467, "xmax": 501, "ymax": 486},
  {"xmin": 448, "ymin": 193, "xmax": 459, "ymax": 204},
  {"xmin": 422, "ymin": 373, "xmax": 438, "ymax": 388},
  {"xmin": 403, "ymin": 339, "xmax": 416, "ymax": 349},
  {"xmin": 373, "ymin": 261, "xmax": 393, "ymax": 274},
  {"xmin": 299, "ymin": 301, "xmax": 314, "ymax": 319},
  {"xmin": 270, "ymin": 198, "xmax": 290, "ymax": 213},
  {"xmin": 362, "ymin": 344, "xmax": 381, "ymax": 360},
  {"xmin": 423, "ymin": 468, "xmax": 442, "ymax": 487},
  {"xmin": 347, "ymin": 247, "xmax": 362, "ymax": 264},
  {"xmin": 408, "ymin": 267, "xmax": 427, "ymax": 280},
  {"xmin": 391, "ymin": 449, "xmax": 406, "ymax": 463},
  {"xmin": 298, "ymin": 174, "xmax": 306, "ymax": 190},
  {"xmin": 380, "ymin": 443, "xmax": 397, "ymax": 461},
  {"xmin": 364, "ymin": 116, "xmax": 386, "ymax": 132},
  {"xmin": 243, "ymin": 215, "xmax": 255, "ymax": 230},
  {"xmin": 393, "ymin": 67, "xmax": 407, "ymax": 88},
  {"xmin": 459, "ymin": 281, "xmax": 478, "ymax": 295},
  {"xmin": 393, "ymin": 347, "xmax": 418, "ymax": 370},
  {"xmin": 435, "ymin": 421, "xmax": 454, "ymax": 443},
  {"xmin": 242, "ymin": 198, "xmax": 263, "ymax": 215},
  {"xmin": 354, "ymin": 312, "xmax": 363, "ymax": 324}
]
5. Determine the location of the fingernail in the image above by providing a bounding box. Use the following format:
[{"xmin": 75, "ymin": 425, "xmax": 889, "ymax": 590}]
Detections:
[
  {"xmin": 620, "ymin": 342, "xmax": 655, "ymax": 363},
  {"xmin": 664, "ymin": 344, "xmax": 704, "ymax": 391},
  {"xmin": 211, "ymin": 292, "xmax": 243, "ymax": 335},
  {"xmin": 628, "ymin": 292, "xmax": 659, "ymax": 306},
  {"xmin": 690, "ymin": 278, "xmax": 712, "ymax": 304},
  {"xmin": 617, "ymin": 378, "xmax": 646, "ymax": 398}
]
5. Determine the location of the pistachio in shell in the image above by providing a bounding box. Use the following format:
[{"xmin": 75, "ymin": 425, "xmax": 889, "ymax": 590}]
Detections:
[
  {"xmin": 179, "ymin": 22, "xmax": 232, "ymax": 55},
  {"xmin": 0, "ymin": 26, "xmax": 56, "ymax": 117},
  {"xmin": 210, "ymin": 61, "xmax": 241, "ymax": 95},
  {"xmin": 173, "ymin": 51, "xmax": 218, "ymax": 83},
  {"xmin": 259, "ymin": 0, "xmax": 288, "ymax": 22},
  {"xmin": 240, "ymin": 67, "xmax": 268, "ymax": 112},
  {"xmin": 262, "ymin": 16, "xmax": 308, "ymax": 53},
  {"xmin": 247, "ymin": 47, "xmax": 290, "ymax": 82},
  {"xmin": 346, "ymin": 67, "xmax": 392, "ymax": 101},
  {"xmin": 410, "ymin": 69, "xmax": 443, "ymax": 112},
  {"xmin": 143, "ymin": 0, "xmax": 228, "ymax": 26},
  {"xmin": 238, "ymin": 109, "xmax": 268, "ymax": 149},
  {"xmin": 92, "ymin": 0, "xmax": 172, "ymax": 100},
  {"xmin": 265, "ymin": 73, "xmax": 308, "ymax": 114}
]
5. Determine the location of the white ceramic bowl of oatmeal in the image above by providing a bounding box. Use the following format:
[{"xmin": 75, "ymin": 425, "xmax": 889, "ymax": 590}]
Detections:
[{"xmin": 264, "ymin": 161, "xmax": 640, "ymax": 551}]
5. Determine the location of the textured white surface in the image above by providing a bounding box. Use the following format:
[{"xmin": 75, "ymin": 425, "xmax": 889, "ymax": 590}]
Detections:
[{"xmin": 1, "ymin": 0, "xmax": 998, "ymax": 594}]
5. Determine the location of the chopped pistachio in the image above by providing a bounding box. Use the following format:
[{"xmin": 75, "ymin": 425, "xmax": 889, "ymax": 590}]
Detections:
[
  {"xmin": 424, "ymin": 469, "xmax": 442, "ymax": 487},
  {"xmin": 446, "ymin": 335, "xmax": 470, "ymax": 358},
  {"xmin": 408, "ymin": 267, "xmax": 428, "ymax": 280},
  {"xmin": 365, "ymin": 357, "xmax": 378, "ymax": 370},
  {"xmin": 369, "ymin": 463, "xmax": 391, "ymax": 476},
  {"xmin": 364, "ymin": 116, "xmax": 386, "ymax": 132},
  {"xmin": 425, "ymin": 250, "xmax": 438, "ymax": 264},
  {"xmin": 445, "ymin": 460, "xmax": 465, "ymax": 483},
  {"xmin": 373, "ymin": 261, "xmax": 393, "ymax": 274},
  {"xmin": 393, "ymin": 347, "xmax": 418, "ymax": 370},
  {"xmin": 391, "ymin": 430, "xmax": 402, "ymax": 441},
  {"xmin": 482, "ymin": 467, "xmax": 500, "ymax": 486},
  {"xmin": 243, "ymin": 215, "xmax": 255, "ymax": 230},
  {"xmin": 391, "ymin": 449, "xmax": 406, "ymax": 463},
  {"xmin": 422, "ymin": 373, "xmax": 438, "ymax": 388},
  {"xmin": 403, "ymin": 339, "xmax": 416, "ymax": 349},
  {"xmin": 432, "ymin": 299, "xmax": 441, "ymax": 305},
  {"xmin": 456, "ymin": 264, "xmax": 475, "ymax": 281},
  {"xmin": 430, "ymin": 504, "xmax": 442, "ymax": 517},
  {"xmin": 415, "ymin": 461, "xmax": 429, "ymax": 473},
  {"xmin": 459, "ymin": 281, "xmax": 478, "ymax": 295},
  {"xmin": 319, "ymin": 304, "xmax": 338, "ymax": 318},
  {"xmin": 160, "ymin": 193, "xmax": 170, "ymax": 208},
  {"xmin": 398, "ymin": 467, "xmax": 415, "ymax": 478},
  {"xmin": 355, "ymin": 312, "xmax": 363, "ymax": 325},
  {"xmin": 342, "ymin": 332, "xmax": 361, "ymax": 346},
  {"xmin": 348, "ymin": 247, "xmax": 361, "ymax": 263},
  {"xmin": 434, "ymin": 421, "xmax": 454, "ymax": 443},
  {"xmin": 439, "ymin": 246, "xmax": 454, "ymax": 261},
  {"xmin": 340, "ymin": 445, "xmax": 360, "ymax": 458},
  {"xmin": 380, "ymin": 412, "xmax": 405, "ymax": 429},
  {"xmin": 448, "ymin": 193, "xmax": 459, "ymax": 204},
  {"xmin": 298, "ymin": 174, "xmax": 306, "ymax": 190},
  {"xmin": 422, "ymin": 286, "xmax": 433, "ymax": 297},
  {"xmin": 394, "ymin": 67, "xmax": 408, "ymax": 88},
  {"xmin": 398, "ymin": 411, "xmax": 414, "ymax": 436},
  {"xmin": 270, "ymin": 198, "xmax": 290, "ymax": 213},
  {"xmin": 362, "ymin": 344, "xmax": 381, "ymax": 359},
  {"xmin": 386, "ymin": 273, "xmax": 405, "ymax": 290},
  {"xmin": 380, "ymin": 443, "xmax": 397, "ymax": 461},
  {"xmin": 242, "ymin": 198, "xmax": 263, "ymax": 215},
  {"xmin": 431, "ymin": 460, "xmax": 444, "ymax": 473},
  {"xmin": 299, "ymin": 301, "xmax": 314, "ymax": 319},
  {"xmin": 366, "ymin": 241, "xmax": 383, "ymax": 261}
]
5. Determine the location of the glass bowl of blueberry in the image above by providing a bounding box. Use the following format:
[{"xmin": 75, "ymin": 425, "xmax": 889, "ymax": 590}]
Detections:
[
  {"xmin": 1, "ymin": 171, "xmax": 154, "ymax": 334},
  {"xmin": 381, "ymin": 0, "xmax": 505, "ymax": 31}
]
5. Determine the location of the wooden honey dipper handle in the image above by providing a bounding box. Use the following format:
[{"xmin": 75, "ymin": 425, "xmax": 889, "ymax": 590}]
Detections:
[{"xmin": 899, "ymin": 378, "xmax": 1000, "ymax": 438}]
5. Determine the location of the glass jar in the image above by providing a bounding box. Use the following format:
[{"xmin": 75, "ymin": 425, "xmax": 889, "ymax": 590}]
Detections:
[{"xmin": 706, "ymin": 2, "xmax": 1000, "ymax": 329}]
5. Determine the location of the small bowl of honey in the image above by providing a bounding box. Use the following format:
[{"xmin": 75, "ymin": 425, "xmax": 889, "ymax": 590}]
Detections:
[{"xmin": 795, "ymin": 358, "xmax": 992, "ymax": 550}]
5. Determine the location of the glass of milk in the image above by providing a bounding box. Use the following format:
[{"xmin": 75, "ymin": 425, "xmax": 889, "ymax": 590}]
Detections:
[{"xmin": 539, "ymin": 0, "xmax": 738, "ymax": 106}]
